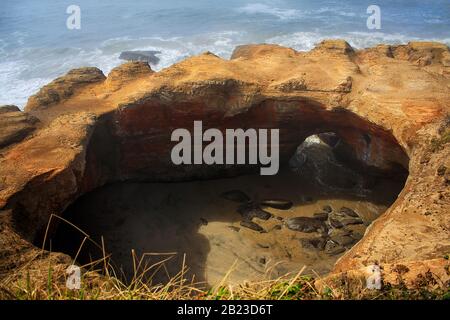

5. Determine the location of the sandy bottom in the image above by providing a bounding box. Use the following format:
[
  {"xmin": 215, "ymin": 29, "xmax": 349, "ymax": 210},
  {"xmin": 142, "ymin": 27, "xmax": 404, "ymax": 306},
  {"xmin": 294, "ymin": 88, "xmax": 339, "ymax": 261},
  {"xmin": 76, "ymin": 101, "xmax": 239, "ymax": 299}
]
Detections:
[{"xmin": 55, "ymin": 164, "xmax": 403, "ymax": 286}]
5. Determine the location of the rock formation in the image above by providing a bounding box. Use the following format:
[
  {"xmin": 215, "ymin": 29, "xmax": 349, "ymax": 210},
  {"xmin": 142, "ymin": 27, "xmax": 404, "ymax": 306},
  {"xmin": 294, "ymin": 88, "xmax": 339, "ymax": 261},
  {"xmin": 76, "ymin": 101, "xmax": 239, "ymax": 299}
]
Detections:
[
  {"xmin": 0, "ymin": 105, "xmax": 38, "ymax": 149},
  {"xmin": 119, "ymin": 50, "xmax": 161, "ymax": 65},
  {"xmin": 0, "ymin": 40, "xmax": 449, "ymax": 290}
]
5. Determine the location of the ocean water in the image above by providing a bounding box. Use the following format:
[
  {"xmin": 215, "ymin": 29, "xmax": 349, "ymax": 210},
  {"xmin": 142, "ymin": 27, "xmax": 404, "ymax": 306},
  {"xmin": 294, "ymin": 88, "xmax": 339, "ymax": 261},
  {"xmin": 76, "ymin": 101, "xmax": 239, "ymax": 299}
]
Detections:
[{"xmin": 0, "ymin": 0, "xmax": 449, "ymax": 108}]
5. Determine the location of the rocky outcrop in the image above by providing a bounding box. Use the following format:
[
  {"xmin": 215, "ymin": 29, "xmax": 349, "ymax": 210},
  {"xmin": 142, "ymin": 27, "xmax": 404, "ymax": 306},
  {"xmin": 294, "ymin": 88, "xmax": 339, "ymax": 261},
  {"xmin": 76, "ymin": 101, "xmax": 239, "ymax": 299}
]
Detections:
[
  {"xmin": 0, "ymin": 105, "xmax": 38, "ymax": 149},
  {"xmin": 1, "ymin": 40, "xmax": 449, "ymax": 289},
  {"xmin": 105, "ymin": 61, "xmax": 154, "ymax": 91},
  {"xmin": 119, "ymin": 50, "xmax": 161, "ymax": 65},
  {"xmin": 26, "ymin": 67, "xmax": 106, "ymax": 111},
  {"xmin": 315, "ymin": 258, "xmax": 450, "ymax": 297}
]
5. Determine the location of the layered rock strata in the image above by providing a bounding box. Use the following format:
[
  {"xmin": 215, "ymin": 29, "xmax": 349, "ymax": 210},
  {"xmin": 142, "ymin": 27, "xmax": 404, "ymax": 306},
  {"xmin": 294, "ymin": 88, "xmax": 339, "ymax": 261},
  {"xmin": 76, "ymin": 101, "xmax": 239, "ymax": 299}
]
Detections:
[{"xmin": 0, "ymin": 40, "xmax": 449, "ymax": 289}]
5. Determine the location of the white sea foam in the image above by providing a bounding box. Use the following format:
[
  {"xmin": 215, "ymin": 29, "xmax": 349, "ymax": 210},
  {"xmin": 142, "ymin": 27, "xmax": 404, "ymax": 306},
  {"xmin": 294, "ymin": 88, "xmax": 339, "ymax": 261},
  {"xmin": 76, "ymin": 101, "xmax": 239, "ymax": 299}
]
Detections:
[
  {"xmin": 312, "ymin": 6, "xmax": 360, "ymax": 18},
  {"xmin": 1, "ymin": 29, "xmax": 448, "ymax": 109},
  {"xmin": 236, "ymin": 3, "xmax": 364, "ymax": 20},
  {"xmin": 266, "ymin": 31, "xmax": 450, "ymax": 51},
  {"xmin": 102, "ymin": 30, "xmax": 245, "ymax": 72},
  {"xmin": 237, "ymin": 3, "xmax": 301, "ymax": 20},
  {"xmin": 266, "ymin": 32, "xmax": 325, "ymax": 51},
  {"xmin": 0, "ymin": 46, "xmax": 121, "ymax": 108},
  {"xmin": 0, "ymin": 60, "xmax": 51, "ymax": 107},
  {"xmin": 0, "ymin": 31, "xmax": 245, "ymax": 108}
]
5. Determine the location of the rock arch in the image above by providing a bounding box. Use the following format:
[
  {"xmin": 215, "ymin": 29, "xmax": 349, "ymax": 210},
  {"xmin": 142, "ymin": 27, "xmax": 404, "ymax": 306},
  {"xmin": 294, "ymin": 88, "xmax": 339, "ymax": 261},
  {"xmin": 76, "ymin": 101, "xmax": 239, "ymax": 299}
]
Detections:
[{"xmin": 0, "ymin": 41, "xmax": 449, "ymax": 286}]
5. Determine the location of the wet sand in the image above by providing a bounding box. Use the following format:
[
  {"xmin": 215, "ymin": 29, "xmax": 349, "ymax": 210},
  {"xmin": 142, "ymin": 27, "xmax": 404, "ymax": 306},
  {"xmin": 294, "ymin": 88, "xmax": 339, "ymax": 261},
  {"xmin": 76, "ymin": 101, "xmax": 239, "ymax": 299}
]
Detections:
[{"xmin": 55, "ymin": 161, "xmax": 404, "ymax": 286}]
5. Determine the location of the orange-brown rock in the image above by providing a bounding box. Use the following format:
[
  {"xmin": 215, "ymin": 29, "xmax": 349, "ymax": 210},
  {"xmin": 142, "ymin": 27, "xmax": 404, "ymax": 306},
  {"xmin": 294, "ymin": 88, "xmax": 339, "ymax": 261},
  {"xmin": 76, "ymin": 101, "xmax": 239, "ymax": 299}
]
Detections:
[
  {"xmin": 105, "ymin": 61, "xmax": 153, "ymax": 91},
  {"xmin": 0, "ymin": 105, "xmax": 38, "ymax": 149},
  {"xmin": 315, "ymin": 258, "xmax": 450, "ymax": 297},
  {"xmin": 26, "ymin": 67, "xmax": 106, "ymax": 111},
  {"xmin": 1, "ymin": 40, "xmax": 449, "ymax": 289}
]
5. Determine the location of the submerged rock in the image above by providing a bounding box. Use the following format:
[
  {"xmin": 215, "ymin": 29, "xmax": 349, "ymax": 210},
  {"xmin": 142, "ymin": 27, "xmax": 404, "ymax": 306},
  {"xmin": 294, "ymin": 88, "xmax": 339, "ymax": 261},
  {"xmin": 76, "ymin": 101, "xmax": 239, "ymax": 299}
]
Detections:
[
  {"xmin": 299, "ymin": 237, "xmax": 327, "ymax": 250},
  {"xmin": 313, "ymin": 212, "xmax": 329, "ymax": 221},
  {"xmin": 350, "ymin": 232, "xmax": 363, "ymax": 241},
  {"xmin": 341, "ymin": 217, "xmax": 364, "ymax": 226},
  {"xmin": 237, "ymin": 202, "xmax": 272, "ymax": 221},
  {"xmin": 329, "ymin": 228, "xmax": 351, "ymax": 237},
  {"xmin": 240, "ymin": 220, "xmax": 266, "ymax": 233},
  {"xmin": 119, "ymin": 50, "xmax": 161, "ymax": 65},
  {"xmin": 221, "ymin": 190, "xmax": 251, "ymax": 203},
  {"xmin": 299, "ymin": 195, "xmax": 314, "ymax": 203},
  {"xmin": 227, "ymin": 226, "xmax": 240, "ymax": 232},
  {"xmin": 330, "ymin": 235, "xmax": 355, "ymax": 247},
  {"xmin": 322, "ymin": 205, "xmax": 333, "ymax": 213},
  {"xmin": 285, "ymin": 217, "xmax": 328, "ymax": 234},
  {"xmin": 329, "ymin": 217, "xmax": 344, "ymax": 229},
  {"xmin": 325, "ymin": 240, "xmax": 346, "ymax": 255},
  {"xmin": 260, "ymin": 199, "xmax": 293, "ymax": 210},
  {"xmin": 329, "ymin": 210, "xmax": 364, "ymax": 226},
  {"xmin": 338, "ymin": 207, "xmax": 360, "ymax": 218}
]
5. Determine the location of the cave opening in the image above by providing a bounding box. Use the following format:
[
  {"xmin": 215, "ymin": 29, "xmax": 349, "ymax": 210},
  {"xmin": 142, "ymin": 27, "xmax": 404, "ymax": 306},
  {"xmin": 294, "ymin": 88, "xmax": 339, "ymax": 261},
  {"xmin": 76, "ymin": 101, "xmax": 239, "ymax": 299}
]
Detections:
[{"xmin": 48, "ymin": 126, "xmax": 408, "ymax": 287}]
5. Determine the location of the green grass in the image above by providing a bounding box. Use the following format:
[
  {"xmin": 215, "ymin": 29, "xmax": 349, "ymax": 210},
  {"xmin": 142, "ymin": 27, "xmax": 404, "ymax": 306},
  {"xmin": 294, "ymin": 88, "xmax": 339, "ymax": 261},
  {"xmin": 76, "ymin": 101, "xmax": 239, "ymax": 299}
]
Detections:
[
  {"xmin": 2, "ymin": 260, "xmax": 448, "ymax": 300},
  {"xmin": 1, "ymin": 214, "xmax": 448, "ymax": 300}
]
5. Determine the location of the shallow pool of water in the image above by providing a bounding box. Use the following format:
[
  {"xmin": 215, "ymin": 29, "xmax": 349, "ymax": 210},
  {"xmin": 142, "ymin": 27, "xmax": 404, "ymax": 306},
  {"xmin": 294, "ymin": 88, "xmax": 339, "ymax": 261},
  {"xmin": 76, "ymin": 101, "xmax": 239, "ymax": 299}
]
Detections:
[{"xmin": 54, "ymin": 141, "xmax": 405, "ymax": 286}]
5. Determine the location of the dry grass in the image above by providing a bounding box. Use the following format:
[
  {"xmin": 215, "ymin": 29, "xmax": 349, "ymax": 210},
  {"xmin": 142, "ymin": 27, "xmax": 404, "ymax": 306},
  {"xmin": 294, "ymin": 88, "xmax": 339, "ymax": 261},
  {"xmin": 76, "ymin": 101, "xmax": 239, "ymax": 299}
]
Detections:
[{"xmin": 0, "ymin": 214, "xmax": 449, "ymax": 300}]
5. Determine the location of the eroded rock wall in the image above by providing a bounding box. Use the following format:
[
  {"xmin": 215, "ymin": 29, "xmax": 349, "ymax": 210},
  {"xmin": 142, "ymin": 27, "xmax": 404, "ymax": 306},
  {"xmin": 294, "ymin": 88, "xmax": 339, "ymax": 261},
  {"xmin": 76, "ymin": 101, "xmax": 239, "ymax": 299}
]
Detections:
[{"xmin": 0, "ymin": 40, "xmax": 449, "ymax": 287}]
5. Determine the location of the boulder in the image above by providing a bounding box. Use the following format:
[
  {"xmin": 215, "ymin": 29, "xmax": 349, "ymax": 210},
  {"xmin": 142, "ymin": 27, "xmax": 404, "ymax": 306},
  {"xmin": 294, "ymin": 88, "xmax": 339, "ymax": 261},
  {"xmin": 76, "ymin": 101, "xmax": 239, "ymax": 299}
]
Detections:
[
  {"xmin": 325, "ymin": 240, "xmax": 346, "ymax": 255},
  {"xmin": 299, "ymin": 237, "xmax": 327, "ymax": 251},
  {"xmin": 286, "ymin": 217, "xmax": 328, "ymax": 234},
  {"xmin": 240, "ymin": 220, "xmax": 266, "ymax": 233},
  {"xmin": 260, "ymin": 199, "xmax": 293, "ymax": 210},
  {"xmin": 313, "ymin": 212, "xmax": 329, "ymax": 221},
  {"xmin": 119, "ymin": 50, "xmax": 161, "ymax": 65},
  {"xmin": 329, "ymin": 217, "xmax": 344, "ymax": 229},
  {"xmin": 330, "ymin": 234, "xmax": 356, "ymax": 247},
  {"xmin": 237, "ymin": 203, "xmax": 272, "ymax": 221},
  {"xmin": 338, "ymin": 207, "xmax": 360, "ymax": 218},
  {"xmin": 341, "ymin": 217, "xmax": 364, "ymax": 226}
]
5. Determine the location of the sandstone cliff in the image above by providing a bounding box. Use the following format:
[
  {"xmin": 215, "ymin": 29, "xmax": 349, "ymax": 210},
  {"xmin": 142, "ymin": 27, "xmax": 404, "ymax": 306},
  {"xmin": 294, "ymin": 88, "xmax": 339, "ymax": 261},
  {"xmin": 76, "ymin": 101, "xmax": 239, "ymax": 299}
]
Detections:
[{"xmin": 0, "ymin": 41, "xmax": 449, "ymax": 291}]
